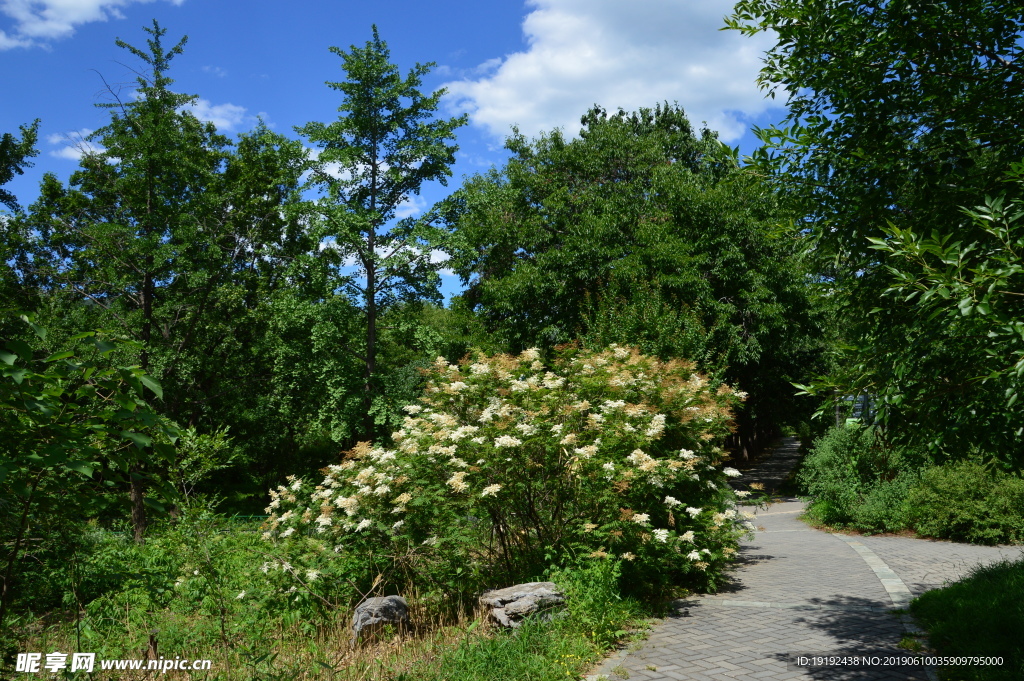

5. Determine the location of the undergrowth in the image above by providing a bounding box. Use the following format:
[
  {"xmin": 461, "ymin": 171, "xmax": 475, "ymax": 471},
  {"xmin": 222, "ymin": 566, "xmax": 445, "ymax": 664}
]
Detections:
[{"xmin": 911, "ymin": 557, "xmax": 1024, "ymax": 681}]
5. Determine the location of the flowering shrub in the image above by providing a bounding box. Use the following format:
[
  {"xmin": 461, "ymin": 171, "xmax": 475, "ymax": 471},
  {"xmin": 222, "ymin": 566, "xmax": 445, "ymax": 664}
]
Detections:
[{"xmin": 266, "ymin": 345, "xmax": 755, "ymax": 598}]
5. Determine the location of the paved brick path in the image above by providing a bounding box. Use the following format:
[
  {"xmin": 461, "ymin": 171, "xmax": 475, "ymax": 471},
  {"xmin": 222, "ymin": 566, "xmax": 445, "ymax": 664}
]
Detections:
[{"xmin": 587, "ymin": 438, "xmax": 1023, "ymax": 681}]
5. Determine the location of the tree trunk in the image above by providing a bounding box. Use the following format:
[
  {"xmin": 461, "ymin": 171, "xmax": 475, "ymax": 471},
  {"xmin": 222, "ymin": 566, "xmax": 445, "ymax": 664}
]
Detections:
[
  {"xmin": 129, "ymin": 463, "xmax": 147, "ymax": 543},
  {"xmin": 363, "ymin": 223, "xmax": 377, "ymax": 441},
  {"xmin": 0, "ymin": 476, "xmax": 38, "ymax": 629}
]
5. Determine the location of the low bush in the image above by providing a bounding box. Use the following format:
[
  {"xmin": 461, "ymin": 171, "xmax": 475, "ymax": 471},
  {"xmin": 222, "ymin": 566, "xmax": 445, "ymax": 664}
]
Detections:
[
  {"xmin": 267, "ymin": 345, "xmax": 755, "ymax": 602},
  {"xmin": 11, "ymin": 515, "xmax": 646, "ymax": 681},
  {"xmin": 799, "ymin": 425, "xmax": 926, "ymax": 533},
  {"xmin": 852, "ymin": 472, "xmax": 918, "ymax": 533},
  {"xmin": 798, "ymin": 425, "xmax": 870, "ymax": 525},
  {"xmin": 911, "ymin": 557, "xmax": 1024, "ymax": 681},
  {"xmin": 800, "ymin": 425, "xmax": 1024, "ymax": 543},
  {"xmin": 907, "ymin": 461, "xmax": 1024, "ymax": 545}
]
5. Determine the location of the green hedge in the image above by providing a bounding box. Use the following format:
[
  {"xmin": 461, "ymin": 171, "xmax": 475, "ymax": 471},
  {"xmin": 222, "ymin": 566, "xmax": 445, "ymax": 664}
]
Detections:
[{"xmin": 799, "ymin": 426, "xmax": 1024, "ymax": 543}]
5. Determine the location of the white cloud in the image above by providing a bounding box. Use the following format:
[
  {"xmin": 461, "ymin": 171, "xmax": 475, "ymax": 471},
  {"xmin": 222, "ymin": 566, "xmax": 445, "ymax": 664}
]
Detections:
[
  {"xmin": 0, "ymin": 0, "xmax": 185, "ymax": 49},
  {"xmin": 442, "ymin": 0, "xmax": 777, "ymax": 143},
  {"xmin": 201, "ymin": 65, "xmax": 227, "ymax": 78},
  {"xmin": 395, "ymin": 195, "xmax": 427, "ymax": 219},
  {"xmin": 47, "ymin": 128, "xmax": 104, "ymax": 160},
  {"xmin": 185, "ymin": 99, "xmax": 251, "ymax": 132}
]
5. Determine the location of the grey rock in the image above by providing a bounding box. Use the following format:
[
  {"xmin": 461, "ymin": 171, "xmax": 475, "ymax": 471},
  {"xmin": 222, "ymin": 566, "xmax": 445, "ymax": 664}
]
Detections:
[
  {"xmin": 479, "ymin": 581, "xmax": 565, "ymax": 628},
  {"xmin": 350, "ymin": 595, "xmax": 410, "ymax": 645}
]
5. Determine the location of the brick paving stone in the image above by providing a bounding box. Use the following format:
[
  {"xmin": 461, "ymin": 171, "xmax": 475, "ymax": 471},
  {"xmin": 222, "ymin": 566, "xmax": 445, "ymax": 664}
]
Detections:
[{"xmin": 586, "ymin": 437, "xmax": 1020, "ymax": 681}]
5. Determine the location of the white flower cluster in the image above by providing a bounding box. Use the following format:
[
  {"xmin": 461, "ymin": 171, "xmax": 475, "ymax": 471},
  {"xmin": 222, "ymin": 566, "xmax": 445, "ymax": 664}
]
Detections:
[{"xmin": 264, "ymin": 346, "xmax": 746, "ymax": 580}]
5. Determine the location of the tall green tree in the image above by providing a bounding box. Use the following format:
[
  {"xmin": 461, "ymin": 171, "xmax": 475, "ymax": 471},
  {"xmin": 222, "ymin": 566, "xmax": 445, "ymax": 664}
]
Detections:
[
  {"xmin": 726, "ymin": 0, "xmax": 1024, "ymax": 266},
  {"xmin": 727, "ymin": 0, "xmax": 1024, "ymax": 459},
  {"xmin": 445, "ymin": 104, "xmax": 821, "ymax": 456},
  {"xmin": 1, "ymin": 121, "xmax": 40, "ymax": 324},
  {"xmin": 20, "ymin": 22, "xmax": 329, "ymax": 525},
  {"xmin": 297, "ymin": 26, "xmax": 467, "ymax": 438},
  {"xmin": 0, "ymin": 120, "xmax": 38, "ymax": 214}
]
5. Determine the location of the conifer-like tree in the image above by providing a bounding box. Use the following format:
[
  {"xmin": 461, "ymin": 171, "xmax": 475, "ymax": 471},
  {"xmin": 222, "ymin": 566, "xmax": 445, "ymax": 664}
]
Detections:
[{"xmin": 298, "ymin": 26, "xmax": 467, "ymax": 439}]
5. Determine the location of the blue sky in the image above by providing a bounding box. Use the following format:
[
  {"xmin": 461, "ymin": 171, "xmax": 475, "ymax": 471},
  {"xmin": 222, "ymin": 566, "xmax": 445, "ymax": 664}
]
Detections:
[{"xmin": 1, "ymin": 0, "xmax": 787, "ymax": 296}]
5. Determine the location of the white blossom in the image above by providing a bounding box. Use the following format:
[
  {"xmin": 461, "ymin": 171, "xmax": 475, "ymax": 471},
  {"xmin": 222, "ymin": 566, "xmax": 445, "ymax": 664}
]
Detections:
[
  {"xmin": 653, "ymin": 529, "xmax": 669, "ymax": 543},
  {"xmin": 447, "ymin": 471, "xmax": 469, "ymax": 493},
  {"xmin": 645, "ymin": 414, "xmax": 667, "ymax": 437},
  {"xmin": 600, "ymin": 400, "xmax": 626, "ymax": 412},
  {"xmin": 542, "ymin": 373, "xmax": 565, "ymax": 389}
]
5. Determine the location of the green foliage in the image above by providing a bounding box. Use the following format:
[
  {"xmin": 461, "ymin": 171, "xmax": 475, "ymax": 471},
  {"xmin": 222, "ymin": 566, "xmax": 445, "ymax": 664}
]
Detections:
[
  {"xmin": 416, "ymin": 561, "xmax": 645, "ymax": 681},
  {"xmin": 297, "ymin": 26, "xmax": 467, "ymax": 439},
  {"xmin": 60, "ymin": 506, "xmax": 362, "ymax": 659},
  {"xmin": 725, "ymin": 0, "xmax": 1024, "ymax": 266},
  {"xmin": 801, "ymin": 425, "xmax": 1024, "ymax": 541},
  {"xmin": 860, "ymin": 168, "xmax": 1024, "ymax": 462},
  {"xmin": 911, "ymin": 557, "xmax": 1024, "ymax": 681},
  {"xmin": 727, "ymin": 1, "xmax": 1024, "ymax": 462},
  {"xmin": 444, "ymin": 103, "xmax": 823, "ymax": 454},
  {"xmin": 164, "ymin": 425, "xmax": 235, "ymax": 501},
  {"xmin": 11, "ymin": 23, "xmax": 372, "ymax": 504},
  {"xmin": 799, "ymin": 425, "xmax": 925, "ymax": 532},
  {"xmin": 269, "ymin": 345, "xmax": 752, "ymax": 601},
  {"xmin": 907, "ymin": 461, "xmax": 1024, "ymax": 545},
  {"xmin": 0, "ymin": 315, "xmax": 180, "ymax": 625},
  {"xmin": 0, "ymin": 120, "xmax": 38, "ymax": 213}
]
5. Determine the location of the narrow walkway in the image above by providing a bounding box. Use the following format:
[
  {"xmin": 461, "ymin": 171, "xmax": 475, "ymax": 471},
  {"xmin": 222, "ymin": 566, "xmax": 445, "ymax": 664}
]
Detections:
[{"xmin": 588, "ymin": 438, "xmax": 1022, "ymax": 681}]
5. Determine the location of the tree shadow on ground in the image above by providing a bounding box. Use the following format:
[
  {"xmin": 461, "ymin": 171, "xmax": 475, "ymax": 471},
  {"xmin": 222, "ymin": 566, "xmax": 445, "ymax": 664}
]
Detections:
[{"xmin": 773, "ymin": 594, "xmax": 931, "ymax": 680}]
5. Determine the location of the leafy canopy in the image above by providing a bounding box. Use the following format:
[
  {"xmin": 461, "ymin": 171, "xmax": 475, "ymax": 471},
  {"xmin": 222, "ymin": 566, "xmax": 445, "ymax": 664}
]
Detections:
[
  {"xmin": 444, "ymin": 103, "xmax": 821, "ymax": 447},
  {"xmin": 728, "ymin": 0, "xmax": 1024, "ymax": 460}
]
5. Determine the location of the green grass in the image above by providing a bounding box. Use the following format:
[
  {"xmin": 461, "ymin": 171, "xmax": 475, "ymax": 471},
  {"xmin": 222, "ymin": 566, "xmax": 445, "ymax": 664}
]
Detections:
[
  {"xmin": 910, "ymin": 557, "xmax": 1024, "ymax": 681},
  {"xmin": 417, "ymin": 616, "xmax": 608, "ymax": 681}
]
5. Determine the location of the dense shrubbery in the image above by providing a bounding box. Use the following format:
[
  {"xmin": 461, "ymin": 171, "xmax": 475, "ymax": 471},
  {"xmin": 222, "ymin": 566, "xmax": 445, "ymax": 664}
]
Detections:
[
  {"xmin": 907, "ymin": 462, "xmax": 1024, "ymax": 545},
  {"xmin": 800, "ymin": 425, "xmax": 1024, "ymax": 543},
  {"xmin": 8, "ymin": 508, "xmax": 647, "ymax": 680},
  {"xmin": 799, "ymin": 425, "xmax": 925, "ymax": 532},
  {"xmin": 267, "ymin": 345, "xmax": 755, "ymax": 600}
]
